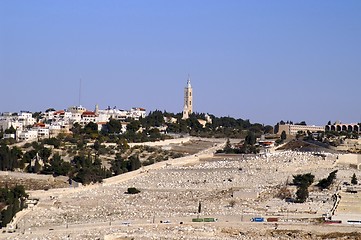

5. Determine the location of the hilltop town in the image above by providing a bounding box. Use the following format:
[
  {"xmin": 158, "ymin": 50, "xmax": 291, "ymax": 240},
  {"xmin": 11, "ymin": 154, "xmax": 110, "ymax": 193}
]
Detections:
[{"xmin": 0, "ymin": 80, "xmax": 360, "ymax": 239}]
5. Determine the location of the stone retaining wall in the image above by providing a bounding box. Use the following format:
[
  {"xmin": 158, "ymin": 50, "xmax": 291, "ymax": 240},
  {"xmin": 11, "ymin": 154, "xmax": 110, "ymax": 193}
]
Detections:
[
  {"xmin": 0, "ymin": 171, "xmax": 54, "ymax": 181},
  {"xmin": 128, "ymin": 137, "xmax": 191, "ymax": 147}
]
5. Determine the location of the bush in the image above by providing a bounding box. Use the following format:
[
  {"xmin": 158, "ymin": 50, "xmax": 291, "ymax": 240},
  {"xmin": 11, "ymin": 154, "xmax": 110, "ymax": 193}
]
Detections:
[
  {"xmin": 292, "ymin": 173, "xmax": 314, "ymax": 187},
  {"xmin": 126, "ymin": 187, "xmax": 140, "ymax": 194},
  {"xmin": 351, "ymin": 173, "xmax": 358, "ymax": 185},
  {"xmin": 292, "ymin": 173, "xmax": 314, "ymax": 203},
  {"xmin": 317, "ymin": 170, "xmax": 338, "ymax": 190},
  {"xmin": 295, "ymin": 186, "xmax": 309, "ymax": 203}
]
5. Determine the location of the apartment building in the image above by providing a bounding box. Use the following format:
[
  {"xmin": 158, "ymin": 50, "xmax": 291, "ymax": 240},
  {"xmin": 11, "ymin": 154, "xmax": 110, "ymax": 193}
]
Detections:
[{"xmin": 276, "ymin": 124, "xmax": 325, "ymax": 136}]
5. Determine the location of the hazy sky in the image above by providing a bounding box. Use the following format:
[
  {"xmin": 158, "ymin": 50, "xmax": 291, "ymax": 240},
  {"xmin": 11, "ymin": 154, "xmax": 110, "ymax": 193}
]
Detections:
[{"xmin": 1, "ymin": 1, "xmax": 360, "ymax": 125}]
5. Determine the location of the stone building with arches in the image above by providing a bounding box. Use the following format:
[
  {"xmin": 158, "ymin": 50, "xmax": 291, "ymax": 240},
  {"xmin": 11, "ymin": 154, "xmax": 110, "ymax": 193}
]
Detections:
[{"xmin": 325, "ymin": 123, "xmax": 360, "ymax": 133}]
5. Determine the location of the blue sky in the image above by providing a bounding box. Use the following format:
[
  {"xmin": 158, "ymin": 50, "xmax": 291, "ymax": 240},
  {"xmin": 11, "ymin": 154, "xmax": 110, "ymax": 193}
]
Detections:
[{"xmin": 1, "ymin": 1, "xmax": 360, "ymax": 125}]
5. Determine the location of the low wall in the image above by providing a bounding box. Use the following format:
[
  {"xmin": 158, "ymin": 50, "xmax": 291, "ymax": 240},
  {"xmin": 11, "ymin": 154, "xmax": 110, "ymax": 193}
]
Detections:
[
  {"xmin": 337, "ymin": 154, "xmax": 361, "ymax": 165},
  {"xmin": 128, "ymin": 137, "xmax": 191, "ymax": 147},
  {"xmin": 103, "ymin": 140, "xmax": 226, "ymax": 185},
  {"xmin": 0, "ymin": 171, "xmax": 54, "ymax": 181}
]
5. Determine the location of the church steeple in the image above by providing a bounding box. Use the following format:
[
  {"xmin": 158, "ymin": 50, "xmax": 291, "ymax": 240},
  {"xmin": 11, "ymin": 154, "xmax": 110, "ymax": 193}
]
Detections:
[{"xmin": 182, "ymin": 75, "xmax": 193, "ymax": 119}]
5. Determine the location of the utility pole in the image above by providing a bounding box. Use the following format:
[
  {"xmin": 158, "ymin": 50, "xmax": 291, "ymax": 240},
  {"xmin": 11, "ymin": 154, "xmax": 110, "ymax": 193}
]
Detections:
[
  {"xmin": 198, "ymin": 201, "xmax": 202, "ymax": 219},
  {"xmin": 78, "ymin": 79, "xmax": 82, "ymax": 106}
]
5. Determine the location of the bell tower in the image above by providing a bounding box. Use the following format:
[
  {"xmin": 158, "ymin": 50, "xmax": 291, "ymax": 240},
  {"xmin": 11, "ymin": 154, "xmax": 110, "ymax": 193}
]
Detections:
[{"xmin": 182, "ymin": 76, "xmax": 193, "ymax": 119}]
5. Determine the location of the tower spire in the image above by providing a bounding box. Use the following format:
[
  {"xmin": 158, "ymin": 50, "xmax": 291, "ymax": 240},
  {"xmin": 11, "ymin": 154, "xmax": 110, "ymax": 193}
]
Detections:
[{"xmin": 182, "ymin": 75, "xmax": 193, "ymax": 119}]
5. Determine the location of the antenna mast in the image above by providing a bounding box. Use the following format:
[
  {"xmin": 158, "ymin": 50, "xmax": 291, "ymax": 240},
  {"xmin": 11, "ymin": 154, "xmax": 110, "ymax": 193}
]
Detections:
[{"xmin": 78, "ymin": 79, "xmax": 82, "ymax": 106}]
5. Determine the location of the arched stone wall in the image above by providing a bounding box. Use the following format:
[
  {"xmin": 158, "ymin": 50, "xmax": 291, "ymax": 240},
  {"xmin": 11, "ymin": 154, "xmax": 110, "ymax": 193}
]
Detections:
[{"xmin": 326, "ymin": 124, "xmax": 360, "ymax": 133}]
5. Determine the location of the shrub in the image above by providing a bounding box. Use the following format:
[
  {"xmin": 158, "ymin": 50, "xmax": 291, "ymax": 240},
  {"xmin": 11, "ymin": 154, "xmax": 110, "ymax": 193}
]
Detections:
[
  {"xmin": 292, "ymin": 173, "xmax": 314, "ymax": 187},
  {"xmin": 292, "ymin": 173, "xmax": 314, "ymax": 203},
  {"xmin": 127, "ymin": 187, "xmax": 140, "ymax": 194},
  {"xmin": 351, "ymin": 173, "xmax": 358, "ymax": 185},
  {"xmin": 295, "ymin": 186, "xmax": 309, "ymax": 203},
  {"xmin": 317, "ymin": 170, "xmax": 338, "ymax": 190}
]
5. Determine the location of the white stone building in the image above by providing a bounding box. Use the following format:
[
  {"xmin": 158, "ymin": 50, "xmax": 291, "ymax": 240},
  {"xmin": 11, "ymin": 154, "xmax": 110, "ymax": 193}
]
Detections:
[
  {"xmin": 0, "ymin": 111, "xmax": 35, "ymax": 131},
  {"xmin": 276, "ymin": 124, "xmax": 325, "ymax": 136},
  {"xmin": 17, "ymin": 130, "xmax": 38, "ymax": 141}
]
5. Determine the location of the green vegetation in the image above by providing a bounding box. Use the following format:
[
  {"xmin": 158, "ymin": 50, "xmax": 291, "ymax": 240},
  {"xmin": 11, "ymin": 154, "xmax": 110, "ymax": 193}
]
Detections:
[
  {"xmin": 42, "ymin": 153, "xmax": 72, "ymax": 176},
  {"xmin": 0, "ymin": 185, "xmax": 28, "ymax": 228},
  {"xmin": 292, "ymin": 173, "xmax": 315, "ymax": 187},
  {"xmin": 142, "ymin": 111, "xmax": 272, "ymax": 138},
  {"xmin": 110, "ymin": 154, "xmax": 141, "ymax": 175},
  {"xmin": 292, "ymin": 173, "xmax": 314, "ymax": 203},
  {"xmin": 351, "ymin": 173, "xmax": 358, "ymax": 185},
  {"xmin": 4, "ymin": 126, "xmax": 16, "ymax": 135},
  {"xmin": 0, "ymin": 145, "xmax": 24, "ymax": 171},
  {"xmin": 281, "ymin": 131, "xmax": 287, "ymax": 141},
  {"xmin": 216, "ymin": 132, "xmax": 260, "ymax": 155},
  {"xmin": 70, "ymin": 155, "xmax": 111, "ymax": 184},
  {"xmin": 0, "ymin": 111, "xmax": 271, "ymax": 185},
  {"xmin": 126, "ymin": 187, "xmax": 141, "ymax": 194},
  {"xmin": 317, "ymin": 170, "xmax": 338, "ymax": 190}
]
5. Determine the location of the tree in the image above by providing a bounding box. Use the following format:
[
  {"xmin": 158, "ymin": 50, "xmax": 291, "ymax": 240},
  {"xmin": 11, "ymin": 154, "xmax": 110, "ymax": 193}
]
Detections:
[
  {"xmin": 351, "ymin": 173, "xmax": 358, "ymax": 185},
  {"xmin": 141, "ymin": 110, "xmax": 165, "ymax": 128},
  {"xmin": 281, "ymin": 131, "xmax": 287, "ymax": 141},
  {"xmin": 38, "ymin": 146, "xmax": 52, "ymax": 163},
  {"xmin": 245, "ymin": 131, "xmax": 256, "ymax": 145},
  {"xmin": 127, "ymin": 120, "xmax": 141, "ymax": 133},
  {"xmin": 33, "ymin": 159, "xmax": 42, "ymax": 173},
  {"xmin": 83, "ymin": 122, "xmax": 98, "ymax": 135},
  {"xmin": 224, "ymin": 139, "xmax": 233, "ymax": 153},
  {"xmin": 264, "ymin": 125, "xmax": 274, "ymax": 134},
  {"xmin": 22, "ymin": 150, "xmax": 37, "ymax": 163},
  {"xmin": 127, "ymin": 155, "xmax": 141, "ymax": 171},
  {"xmin": 93, "ymin": 141, "xmax": 101, "ymax": 151},
  {"xmin": 295, "ymin": 186, "xmax": 309, "ymax": 203},
  {"xmin": 1, "ymin": 205, "xmax": 14, "ymax": 227},
  {"xmin": 42, "ymin": 153, "xmax": 72, "ymax": 177},
  {"xmin": 292, "ymin": 173, "xmax": 314, "ymax": 187},
  {"xmin": 147, "ymin": 128, "xmax": 162, "ymax": 141},
  {"xmin": 71, "ymin": 122, "xmax": 82, "ymax": 135},
  {"xmin": 43, "ymin": 137, "xmax": 61, "ymax": 148},
  {"xmin": 186, "ymin": 115, "xmax": 204, "ymax": 134},
  {"xmin": 292, "ymin": 173, "xmax": 314, "ymax": 203},
  {"xmin": 4, "ymin": 126, "xmax": 16, "ymax": 134},
  {"xmin": 0, "ymin": 185, "xmax": 28, "ymax": 227},
  {"xmin": 32, "ymin": 111, "xmax": 42, "ymax": 122},
  {"xmin": 111, "ymin": 156, "xmax": 127, "ymax": 175},
  {"xmin": 0, "ymin": 145, "xmax": 24, "ymax": 171},
  {"xmin": 296, "ymin": 121, "xmax": 307, "ymax": 126},
  {"xmin": 45, "ymin": 108, "xmax": 55, "ymax": 112},
  {"xmin": 103, "ymin": 119, "xmax": 122, "ymax": 134},
  {"xmin": 317, "ymin": 170, "xmax": 338, "ymax": 190}
]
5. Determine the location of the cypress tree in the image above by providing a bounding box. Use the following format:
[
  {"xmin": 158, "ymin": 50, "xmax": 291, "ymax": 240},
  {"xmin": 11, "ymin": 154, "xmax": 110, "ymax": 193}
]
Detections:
[{"xmin": 351, "ymin": 173, "xmax": 358, "ymax": 185}]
